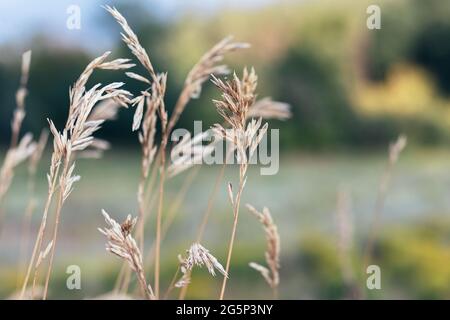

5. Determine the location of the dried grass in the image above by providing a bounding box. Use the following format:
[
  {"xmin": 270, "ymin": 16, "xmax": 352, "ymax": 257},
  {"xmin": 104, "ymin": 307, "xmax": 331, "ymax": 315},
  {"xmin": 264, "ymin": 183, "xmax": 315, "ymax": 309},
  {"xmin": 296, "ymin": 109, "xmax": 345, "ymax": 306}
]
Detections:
[
  {"xmin": 246, "ymin": 204, "xmax": 280, "ymax": 297},
  {"xmin": 210, "ymin": 68, "xmax": 268, "ymax": 299},
  {"xmin": 105, "ymin": 6, "xmax": 251, "ymax": 298},
  {"xmin": 0, "ymin": 134, "xmax": 36, "ymax": 206},
  {"xmin": 0, "ymin": 51, "xmax": 36, "ymax": 210},
  {"xmin": 21, "ymin": 51, "xmax": 133, "ymax": 299},
  {"xmin": 363, "ymin": 135, "xmax": 407, "ymax": 268},
  {"xmin": 11, "ymin": 50, "xmax": 32, "ymax": 148},
  {"xmin": 17, "ymin": 130, "xmax": 49, "ymax": 286},
  {"xmin": 5, "ymin": 6, "xmax": 291, "ymax": 301},
  {"xmin": 167, "ymin": 243, "xmax": 227, "ymax": 298},
  {"xmin": 248, "ymin": 97, "xmax": 292, "ymax": 121},
  {"xmin": 99, "ymin": 210, "xmax": 155, "ymax": 299}
]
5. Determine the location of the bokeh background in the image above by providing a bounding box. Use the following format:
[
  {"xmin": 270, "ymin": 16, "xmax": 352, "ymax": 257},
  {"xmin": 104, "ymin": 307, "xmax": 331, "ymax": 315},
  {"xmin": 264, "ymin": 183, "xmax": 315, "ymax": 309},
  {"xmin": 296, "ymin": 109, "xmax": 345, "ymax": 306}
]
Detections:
[{"xmin": 1, "ymin": 0, "xmax": 450, "ymax": 299}]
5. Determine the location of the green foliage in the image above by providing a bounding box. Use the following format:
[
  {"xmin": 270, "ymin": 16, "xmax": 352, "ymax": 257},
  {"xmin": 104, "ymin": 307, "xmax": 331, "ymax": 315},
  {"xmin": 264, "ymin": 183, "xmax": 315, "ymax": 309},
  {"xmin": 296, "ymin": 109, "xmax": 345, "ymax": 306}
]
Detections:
[
  {"xmin": 378, "ymin": 219, "xmax": 450, "ymax": 299},
  {"xmin": 298, "ymin": 235, "xmax": 347, "ymax": 299},
  {"xmin": 297, "ymin": 218, "xmax": 450, "ymax": 299}
]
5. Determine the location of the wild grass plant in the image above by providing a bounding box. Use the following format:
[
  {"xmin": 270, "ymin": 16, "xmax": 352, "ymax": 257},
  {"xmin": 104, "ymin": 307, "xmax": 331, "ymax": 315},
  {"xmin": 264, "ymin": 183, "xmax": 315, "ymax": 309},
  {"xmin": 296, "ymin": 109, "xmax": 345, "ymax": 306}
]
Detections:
[{"xmin": 0, "ymin": 6, "xmax": 411, "ymax": 300}]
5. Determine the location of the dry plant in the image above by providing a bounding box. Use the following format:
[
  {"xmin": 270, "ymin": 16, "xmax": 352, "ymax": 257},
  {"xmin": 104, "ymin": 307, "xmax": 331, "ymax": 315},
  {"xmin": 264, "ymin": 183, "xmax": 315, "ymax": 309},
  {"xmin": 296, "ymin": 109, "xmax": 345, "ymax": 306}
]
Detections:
[
  {"xmin": 0, "ymin": 51, "xmax": 53, "ymax": 290},
  {"xmin": 163, "ymin": 243, "xmax": 227, "ymax": 299},
  {"xmin": 0, "ymin": 5, "xmax": 414, "ymax": 302},
  {"xmin": 247, "ymin": 98, "xmax": 291, "ymax": 120},
  {"xmin": 363, "ymin": 135, "xmax": 407, "ymax": 268},
  {"xmin": 183, "ymin": 243, "xmax": 227, "ymax": 276},
  {"xmin": 17, "ymin": 129, "xmax": 49, "ymax": 286},
  {"xmin": 246, "ymin": 204, "xmax": 280, "ymax": 298},
  {"xmin": 104, "ymin": 6, "xmax": 167, "ymax": 297},
  {"xmin": 98, "ymin": 210, "xmax": 155, "ymax": 299},
  {"xmin": 0, "ymin": 51, "xmax": 36, "ymax": 211},
  {"xmin": 11, "ymin": 50, "xmax": 32, "ymax": 148},
  {"xmin": 104, "ymin": 6, "xmax": 250, "ymax": 298},
  {"xmin": 210, "ymin": 68, "xmax": 268, "ymax": 299},
  {"xmin": 20, "ymin": 51, "xmax": 133, "ymax": 299},
  {"xmin": 2, "ymin": 6, "xmax": 288, "ymax": 301},
  {"xmin": 146, "ymin": 93, "xmax": 291, "ymax": 299},
  {"xmin": 176, "ymin": 243, "xmax": 227, "ymax": 286},
  {"xmin": 0, "ymin": 134, "xmax": 36, "ymax": 209},
  {"xmin": 176, "ymin": 95, "xmax": 290, "ymax": 299}
]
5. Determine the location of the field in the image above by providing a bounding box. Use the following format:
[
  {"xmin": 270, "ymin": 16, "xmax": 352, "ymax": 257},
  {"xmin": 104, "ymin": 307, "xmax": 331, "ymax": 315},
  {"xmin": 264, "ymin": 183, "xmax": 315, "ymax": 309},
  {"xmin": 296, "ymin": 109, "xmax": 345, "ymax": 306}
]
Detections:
[{"xmin": 1, "ymin": 148, "xmax": 449, "ymax": 299}]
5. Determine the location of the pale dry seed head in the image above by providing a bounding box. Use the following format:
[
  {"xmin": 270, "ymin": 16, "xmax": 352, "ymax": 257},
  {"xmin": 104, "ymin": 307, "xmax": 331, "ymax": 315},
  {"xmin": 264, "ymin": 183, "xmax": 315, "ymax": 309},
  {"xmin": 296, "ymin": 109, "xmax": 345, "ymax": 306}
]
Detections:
[
  {"xmin": 11, "ymin": 50, "xmax": 32, "ymax": 143},
  {"xmin": 246, "ymin": 204, "xmax": 280, "ymax": 289},
  {"xmin": 98, "ymin": 210, "xmax": 154, "ymax": 299},
  {"xmin": 136, "ymin": 74, "xmax": 167, "ymax": 179},
  {"xmin": 211, "ymin": 68, "xmax": 267, "ymax": 168},
  {"xmin": 248, "ymin": 97, "xmax": 292, "ymax": 121},
  {"xmin": 389, "ymin": 135, "xmax": 407, "ymax": 164},
  {"xmin": 126, "ymin": 72, "xmax": 151, "ymax": 84},
  {"xmin": 51, "ymin": 52, "xmax": 133, "ymax": 160},
  {"xmin": 212, "ymin": 118, "xmax": 268, "ymax": 165},
  {"xmin": 179, "ymin": 243, "xmax": 228, "ymax": 278},
  {"xmin": 211, "ymin": 67, "xmax": 257, "ymax": 130},
  {"xmin": 0, "ymin": 133, "xmax": 37, "ymax": 201},
  {"xmin": 25, "ymin": 52, "xmax": 134, "ymax": 300},
  {"xmin": 104, "ymin": 6, "xmax": 157, "ymax": 82}
]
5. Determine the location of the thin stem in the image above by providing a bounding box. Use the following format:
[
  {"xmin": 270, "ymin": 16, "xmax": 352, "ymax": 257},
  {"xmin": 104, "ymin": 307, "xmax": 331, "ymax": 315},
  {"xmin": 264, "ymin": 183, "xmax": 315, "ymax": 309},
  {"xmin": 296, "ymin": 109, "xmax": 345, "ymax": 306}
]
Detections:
[
  {"xmin": 126, "ymin": 241, "xmax": 154, "ymax": 300},
  {"xmin": 163, "ymin": 266, "xmax": 180, "ymax": 300},
  {"xmin": 154, "ymin": 148, "xmax": 166, "ymax": 299},
  {"xmin": 16, "ymin": 172, "xmax": 37, "ymax": 288},
  {"xmin": 20, "ymin": 162, "xmax": 60, "ymax": 299},
  {"xmin": 17, "ymin": 200, "xmax": 35, "ymax": 286},
  {"xmin": 179, "ymin": 163, "xmax": 226, "ymax": 300},
  {"xmin": 42, "ymin": 156, "xmax": 71, "ymax": 299},
  {"xmin": 128, "ymin": 167, "xmax": 199, "ymax": 298},
  {"xmin": 219, "ymin": 164, "xmax": 246, "ymax": 300},
  {"xmin": 117, "ymin": 148, "xmax": 161, "ymax": 294},
  {"xmin": 136, "ymin": 172, "xmax": 146, "ymax": 253}
]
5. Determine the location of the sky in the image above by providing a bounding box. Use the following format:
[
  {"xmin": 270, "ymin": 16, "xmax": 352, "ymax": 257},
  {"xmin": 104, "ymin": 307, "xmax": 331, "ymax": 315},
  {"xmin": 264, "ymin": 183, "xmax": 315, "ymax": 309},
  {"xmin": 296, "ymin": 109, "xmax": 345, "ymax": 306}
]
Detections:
[{"xmin": 0, "ymin": 0, "xmax": 279, "ymax": 53}]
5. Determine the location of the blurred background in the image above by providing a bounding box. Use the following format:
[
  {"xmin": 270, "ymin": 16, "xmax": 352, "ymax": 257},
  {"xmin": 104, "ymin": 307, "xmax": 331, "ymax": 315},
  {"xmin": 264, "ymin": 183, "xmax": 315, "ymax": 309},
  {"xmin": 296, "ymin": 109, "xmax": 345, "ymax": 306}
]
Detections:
[{"xmin": 1, "ymin": 0, "xmax": 450, "ymax": 299}]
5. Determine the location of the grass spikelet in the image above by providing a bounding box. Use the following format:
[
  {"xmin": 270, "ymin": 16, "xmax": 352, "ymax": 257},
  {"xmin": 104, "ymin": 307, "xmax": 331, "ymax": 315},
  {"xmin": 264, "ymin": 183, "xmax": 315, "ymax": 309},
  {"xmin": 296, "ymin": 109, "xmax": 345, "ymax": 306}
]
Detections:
[
  {"xmin": 246, "ymin": 204, "xmax": 280, "ymax": 297},
  {"xmin": 99, "ymin": 210, "xmax": 155, "ymax": 300}
]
